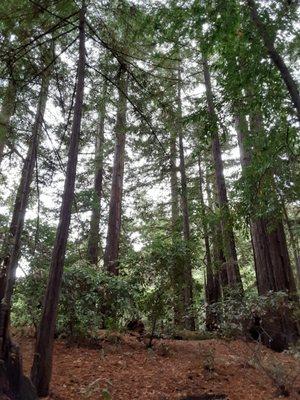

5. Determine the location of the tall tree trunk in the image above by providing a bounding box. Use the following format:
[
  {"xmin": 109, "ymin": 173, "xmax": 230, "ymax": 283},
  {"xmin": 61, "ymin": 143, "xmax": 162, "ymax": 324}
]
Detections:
[
  {"xmin": 206, "ymin": 166, "xmax": 225, "ymax": 296},
  {"xmin": 169, "ymin": 129, "xmax": 185, "ymax": 327},
  {"xmin": 103, "ymin": 66, "xmax": 128, "ymax": 275},
  {"xmin": 280, "ymin": 201, "xmax": 300, "ymax": 288},
  {"xmin": 30, "ymin": 6, "xmax": 86, "ymax": 396},
  {"xmin": 246, "ymin": 0, "xmax": 300, "ymax": 121},
  {"xmin": 197, "ymin": 156, "xmax": 220, "ymax": 330},
  {"xmin": 202, "ymin": 57, "xmax": 243, "ymax": 294},
  {"xmin": 0, "ymin": 61, "xmax": 50, "ymax": 400},
  {"xmin": 0, "ymin": 79, "xmax": 17, "ymax": 166},
  {"xmin": 235, "ymin": 112, "xmax": 297, "ymax": 295},
  {"xmin": 0, "ymin": 72, "xmax": 50, "ymax": 301},
  {"xmin": 177, "ymin": 67, "xmax": 195, "ymax": 330},
  {"xmin": 86, "ymin": 80, "xmax": 107, "ymax": 265},
  {"xmin": 235, "ymin": 111, "xmax": 298, "ymax": 350}
]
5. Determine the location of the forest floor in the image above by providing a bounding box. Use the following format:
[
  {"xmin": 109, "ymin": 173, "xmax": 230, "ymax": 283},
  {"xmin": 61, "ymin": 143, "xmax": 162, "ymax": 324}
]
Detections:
[{"xmin": 17, "ymin": 332, "xmax": 300, "ymax": 400}]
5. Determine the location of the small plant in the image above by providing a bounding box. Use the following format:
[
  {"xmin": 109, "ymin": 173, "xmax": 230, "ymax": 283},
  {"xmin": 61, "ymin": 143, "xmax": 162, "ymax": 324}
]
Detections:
[
  {"xmin": 265, "ymin": 361, "xmax": 296, "ymax": 397},
  {"xmin": 80, "ymin": 378, "xmax": 101, "ymax": 397},
  {"xmin": 243, "ymin": 343, "xmax": 298, "ymax": 398},
  {"xmin": 202, "ymin": 348, "xmax": 215, "ymax": 373},
  {"xmin": 156, "ymin": 342, "xmax": 171, "ymax": 357},
  {"xmin": 284, "ymin": 340, "xmax": 300, "ymax": 361},
  {"xmin": 101, "ymin": 387, "xmax": 112, "ymax": 400}
]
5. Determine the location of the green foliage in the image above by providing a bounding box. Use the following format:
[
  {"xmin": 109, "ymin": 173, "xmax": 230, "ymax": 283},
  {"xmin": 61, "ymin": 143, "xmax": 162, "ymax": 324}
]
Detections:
[
  {"xmin": 12, "ymin": 261, "xmax": 143, "ymax": 338},
  {"xmin": 204, "ymin": 291, "xmax": 299, "ymax": 339}
]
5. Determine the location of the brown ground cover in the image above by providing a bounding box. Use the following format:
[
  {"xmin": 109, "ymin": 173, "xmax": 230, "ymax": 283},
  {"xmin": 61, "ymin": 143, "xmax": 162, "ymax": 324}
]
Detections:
[{"xmin": 17, "ymin": 333, "xmax": 300, "ymax": 400}]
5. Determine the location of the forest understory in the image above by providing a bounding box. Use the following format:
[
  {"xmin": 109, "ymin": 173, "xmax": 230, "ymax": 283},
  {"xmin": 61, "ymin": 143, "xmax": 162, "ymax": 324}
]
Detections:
[{"xmin": 16, "ymin": 332, "xmax": 300, "ymax": 400}]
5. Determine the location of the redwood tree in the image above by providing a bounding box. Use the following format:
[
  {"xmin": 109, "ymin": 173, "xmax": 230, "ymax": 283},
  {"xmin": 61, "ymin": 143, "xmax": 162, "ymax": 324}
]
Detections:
[
  {"xmin": 176, "ymin": 67, "xmax": 195, "ymax": 330},
  {"xmin": 168, "ymin": 122, "xmax": 185, "ymax": 327},
  {"xmin": 103, "ymin": 66, "xmax": 128, "ymax": 275},
  {"xmin": 202, "ymin": 57, "xmax": 243, "ymax": 294},
  {"xmin": 235, "ymin": 109, "xmax": 299, "ymax": 350},
  {"xmin": 31, "ymin": 5, "xmax": 86, "ymax": 395},
  {"xmin": 197, "ymin": 155, "xmax": 220, "ymax": 330},
  {"xmin": 0, "ymin": 78, "xmax": 17, "ymax": 166},
  {"xmin": 0, "ymin": 51, "xmax": 51, "ymax": 400},
  {"xmin": 86, "ymin": 79, "xmax": 107, "ymax": 265}
]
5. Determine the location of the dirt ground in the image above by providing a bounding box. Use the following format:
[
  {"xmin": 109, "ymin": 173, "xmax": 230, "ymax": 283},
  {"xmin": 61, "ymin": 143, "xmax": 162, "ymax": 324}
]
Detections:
[{"xmin": 17, "ymin": 333, "xmax": 300, "ymax": 400}]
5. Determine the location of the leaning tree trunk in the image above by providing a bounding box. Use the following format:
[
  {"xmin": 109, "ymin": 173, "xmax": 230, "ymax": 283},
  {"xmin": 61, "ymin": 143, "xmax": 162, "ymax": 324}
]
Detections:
[
  {"xmin": 246, "ymin": 0, "xmax": 300, "ymax": 121},
  {"xmin": 177, "ymin": 66, "xmax": 195, "ymax": 330},
  {"xmin": 235, "ymin": 110, "xmax": 298, "ymax": 350},
  {"xmin": 0, "ymin": 60, "xmax": 50, "ymax": 400},
  {"xmin": 0, "ymin": 79, "xmax": 17, "ymax": 166},
  {"xmin": 30, "ymin": 6, "xmax": 86, "ymax": 396},
  {"xmin": 202, "ymin": 57, "xmax": 243, "ymax": 295},
  {"xmin": 197, "ymin": 155, "xmax": 220, "ymax": 330},
  {"xmin": 103, "ymin": 66, "xmax": 128, "ymax": 275},
  {"xmin": 86, "ymin": 79, "xmax": 107, "ymax": 265}
]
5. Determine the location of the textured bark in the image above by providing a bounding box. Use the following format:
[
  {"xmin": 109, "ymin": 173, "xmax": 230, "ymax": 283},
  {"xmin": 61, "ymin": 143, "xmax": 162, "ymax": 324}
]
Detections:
[
  {"xmin": 177, "ymin": 67, "xmax": 195, "ymax": 330},
  {"xmin": 246, "ymin": 0, "xmax": 300, "ymax": 121},
  {"xmin": 198, "ymin": 156, "xmax": 220, "ymax": 330},
  {"xmin": 86, "ymin": 80, "xmax": 107, "ymax": 265},
  {"xmin": 235, "ymin": 113, "xmax": 297, "ymax": 295},
  {"xmin": 250, "ymin": 219, "xmax": 297, "ymax": 295},
  {"xmin": 170, "ymin": 133, "xmax": 180, "ymax": 235},
  {"xmin": 0, "ymin": 339, "xmax": 37, "ymax": 400},
  {"xmin": 235, "ymin": 111, "xmax": 298, "ymax": 350},
  {"xmin": 103, "ymin": 67, "xmax": 128, "ymax": 275},
  {"xmin": 281, "ymin": 202, "xmax": 300, "ymax": 288},
  {"xmin": 205, "ymin": 169, "xmax": 226, "ymax": 296},
  {"xmin": 202, "ymin": 57, "xmax": 243, "ymax": 293},
  {"xmin": 169, "ymin": 129, "xmax": 184, "ymax": 327},
  {"xmin": 0, "ymin": 70, "xmax": 50, "ymax": 307},
  {"xmin": 31, "ymin": 7, "xmax": 86, "ymax": 396},
  {"xmin": 0, "ymin": 79, "xmax": 17, "ymax": 166},
  {"xmin": 0, "ymin": 59, "xmax": 49, "ymax": 400}
]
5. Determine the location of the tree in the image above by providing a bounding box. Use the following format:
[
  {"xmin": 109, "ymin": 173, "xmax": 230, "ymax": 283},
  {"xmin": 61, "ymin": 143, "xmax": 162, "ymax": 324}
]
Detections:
[
  {"xmin": 197, "ymin": 155, "xmax": 220, "ymax": 330},
  {"xmin": 235, "ymin": 109, "xmax": 299, "ymax": 350},
  {"xmin": 246, "ymin": 0, "xmax": 300, "ymax": 121},
  {"xmin": 0, "ymin": 79, "xmax": 17, "ymax": 166},
  {"xmin": 0, "ymin": 46, "xmax": 51, "ymax": 400},
  {"xmin": 0, "ymin": 54, "xmax": 51, "ymax": 300},
  {"xmin": 30, "ymin": 4, "xmax": 86, "ymax": 395},
  {"xmin": 202, "ymin": 57, "xmax": 243, "ymax": 294},
  {"xmin": 103, "ymin": 66, "xmax": 128, "ymax": 275},
  {"xmin": 168, "ymin": 114, "xmax": 185, "ymax": 327},
  {"xmin": 176, "ymin": 65, "xmax": 195, "ymax": 330},
  {"xmin": 86, "ymin": 78, "xmax": 108, "ymax": 265}
]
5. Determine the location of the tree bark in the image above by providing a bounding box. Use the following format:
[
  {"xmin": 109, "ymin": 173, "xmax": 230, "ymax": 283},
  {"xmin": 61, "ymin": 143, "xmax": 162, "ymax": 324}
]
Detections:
[
  {"xmin": 246, "ymin": 0, "xmax": 300, "ymax": 121},
  {"xmin": 0, "ymin": 71, "xmax": 50, "ymax": 303},
  {"xmin": 281, "ymin": 201, "xmax": 300, "ymax": 288},
  {"xmin": 169, "ymin": 128, "xmax": 185, "ymax": 327},
  {"xmin": 177, "ymin": 66, "xmax": 195, "ymax": 330},
  {"xmin": 235, "ymin": 111, "xmax": 298, "ymax": 350},
  {"xmin": 0, "ymin": 57, "xmax": 50, "ymax": 400},
  {"xmin": 30, "ymin": 6, "xmax": 86, "ymax": 396},
  {"xmin": 197, "ymin": 156, "xmax": 220, "ymax": 330},
  {"xmin": 202, "ymin": 57, "xmax": 243, "ymax": 294},
  {"xmin": 86, "ymin": 80, "xmax": 107, "ymax": 265},
  {"xmin": 205, "ymin": 167, "xmax": 225, "ymax": 295},
  {"xmin": 103, "ymin": 66, "xmax": 128, "ymax": 275},
  {"xmin": 0, "ymin": 79, "xmax": 17, "ymax": 166},
  {"xmin": 235, "ymin": 112, "xmax": 297, "ymax": 295}
]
